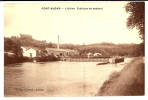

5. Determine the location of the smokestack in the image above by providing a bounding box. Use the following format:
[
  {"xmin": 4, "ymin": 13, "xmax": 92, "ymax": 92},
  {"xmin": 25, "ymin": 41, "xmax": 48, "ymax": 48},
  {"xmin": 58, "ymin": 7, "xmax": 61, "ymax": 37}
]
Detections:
[{"xmin": 57, "ymin": 35, "xmax": 59, "ymax": 49}]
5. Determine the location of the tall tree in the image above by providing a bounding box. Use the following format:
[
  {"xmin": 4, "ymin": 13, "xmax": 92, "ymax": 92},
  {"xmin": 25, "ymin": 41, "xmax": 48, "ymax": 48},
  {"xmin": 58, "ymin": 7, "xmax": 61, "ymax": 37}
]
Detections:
[
  {"xmin": 125, "ymin": 2, "xmax": 145, "ymax": 56},
  {"xmin": 125, "ymin": 2, "xmax": 145, "ymax": 43},
  {"xmin": 4, "ymin": 37, "xmax": 23, "ymax": 57}
]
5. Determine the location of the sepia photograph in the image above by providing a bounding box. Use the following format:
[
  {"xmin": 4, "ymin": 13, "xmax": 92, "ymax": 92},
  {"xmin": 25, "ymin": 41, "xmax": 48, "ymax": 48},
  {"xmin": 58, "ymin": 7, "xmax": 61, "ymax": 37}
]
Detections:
[{"xmin": 3, "ymin": 1, "xmax": 145, "ymax": 97}]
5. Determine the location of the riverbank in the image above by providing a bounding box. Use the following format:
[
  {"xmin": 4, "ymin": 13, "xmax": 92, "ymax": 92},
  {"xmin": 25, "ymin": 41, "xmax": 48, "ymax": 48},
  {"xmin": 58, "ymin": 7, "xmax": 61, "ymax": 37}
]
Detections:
[
  {"xmin": 4, "ymin": 53, "xmax": 59, "ymax": 65},
  {"xmin": 62, "ymin": 57, "xmax": 109, "ymax": 62},
  {"xmin": 4, "ymin": 54, "xmax": 30, "ymax": 65},
  {"xmin": 96, "ymin": 57, "xmax": 144, "ymax": 96}
]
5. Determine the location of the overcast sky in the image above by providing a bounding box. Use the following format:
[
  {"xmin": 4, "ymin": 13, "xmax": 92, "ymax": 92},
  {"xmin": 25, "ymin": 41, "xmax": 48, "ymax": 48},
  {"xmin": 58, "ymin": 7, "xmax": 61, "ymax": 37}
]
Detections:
[{"xmin": 4, "ymin": 2, "xmax": 142, "ymax": 44}]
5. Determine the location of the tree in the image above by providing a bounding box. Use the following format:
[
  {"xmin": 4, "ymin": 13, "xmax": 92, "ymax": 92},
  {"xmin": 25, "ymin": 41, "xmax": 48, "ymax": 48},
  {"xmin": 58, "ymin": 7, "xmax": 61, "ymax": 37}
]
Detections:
[
  {"xmin": 125, "ymin": 2, "xmax": 145, "ymax": 56},
  {"xmin": 125, "ymin": 2, "xmax": 145, "ymax": 43},
  {"xmin": 14, "ymin": 37, "xmax": 22, "ymax": 57},
  {"xmin": 4, "ymin": 36, "xmax": 23, "ymax": 57},
  {"xmin": 4, "ymin": 38, "xmax": 14, "ymax": 52}
]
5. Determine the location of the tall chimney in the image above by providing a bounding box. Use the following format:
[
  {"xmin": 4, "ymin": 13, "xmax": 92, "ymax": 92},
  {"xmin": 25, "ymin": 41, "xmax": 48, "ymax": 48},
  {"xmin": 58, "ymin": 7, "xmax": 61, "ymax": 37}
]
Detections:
[{"xmin": 57, "ymin": 35, "xmax": 59, "ymax": 49}]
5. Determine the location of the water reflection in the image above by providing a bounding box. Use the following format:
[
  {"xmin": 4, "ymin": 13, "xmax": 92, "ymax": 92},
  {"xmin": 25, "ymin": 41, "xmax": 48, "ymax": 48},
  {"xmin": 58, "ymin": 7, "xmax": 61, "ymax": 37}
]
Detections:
[{"xmin": 4, "ymin": 58, "xmax": 132, "ymax": 97}]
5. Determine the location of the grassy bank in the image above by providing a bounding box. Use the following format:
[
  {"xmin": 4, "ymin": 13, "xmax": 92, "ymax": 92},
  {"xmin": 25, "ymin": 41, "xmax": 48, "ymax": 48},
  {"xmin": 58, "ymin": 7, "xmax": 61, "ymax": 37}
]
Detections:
[{"xmin": 96, "ymin": 57, "xmax": 144, "ymax": 96}]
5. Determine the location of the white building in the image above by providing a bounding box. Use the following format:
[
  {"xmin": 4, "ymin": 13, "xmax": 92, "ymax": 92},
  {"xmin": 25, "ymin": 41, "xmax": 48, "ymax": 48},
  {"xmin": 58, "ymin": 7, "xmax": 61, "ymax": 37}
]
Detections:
[
  {"xmin": 94, "ymin": 53, "xmax": 102, "ymax": 57},
  {"xmin": 21, "ymin": 47, "xmax": 37, "ymax": 58},
  {"xmin": 87, "ymin": 52, "xmax": 102, "ymax": 58}
]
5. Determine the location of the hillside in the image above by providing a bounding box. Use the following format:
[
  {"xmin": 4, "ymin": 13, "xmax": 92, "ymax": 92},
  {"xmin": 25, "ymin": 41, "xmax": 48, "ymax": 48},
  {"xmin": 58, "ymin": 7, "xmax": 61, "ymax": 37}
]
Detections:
[
  {"xmin": 96, "ymin": 57, "xmax": 144, "ymax": 96},
  {"xmin": 76, "ymin": 43, "xmax": 143, "ymax": 57},
  {"xmin": 4, "ymin": 34, "xmax": 144, "ymax": 57}
]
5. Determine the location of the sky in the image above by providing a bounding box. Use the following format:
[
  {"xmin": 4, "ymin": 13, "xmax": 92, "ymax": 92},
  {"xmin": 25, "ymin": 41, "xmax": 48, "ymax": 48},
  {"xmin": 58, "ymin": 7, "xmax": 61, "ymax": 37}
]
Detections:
[{"xmin": 4, "ymin": 2, "xmax": 142, "ymax": 44}]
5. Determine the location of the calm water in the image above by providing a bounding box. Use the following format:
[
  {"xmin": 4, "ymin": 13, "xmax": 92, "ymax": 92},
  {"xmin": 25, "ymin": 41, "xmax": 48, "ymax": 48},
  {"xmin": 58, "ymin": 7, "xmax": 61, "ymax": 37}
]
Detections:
[{"xmin": 4, "ymin": 58, "xmax": 132, "ymax": 97}]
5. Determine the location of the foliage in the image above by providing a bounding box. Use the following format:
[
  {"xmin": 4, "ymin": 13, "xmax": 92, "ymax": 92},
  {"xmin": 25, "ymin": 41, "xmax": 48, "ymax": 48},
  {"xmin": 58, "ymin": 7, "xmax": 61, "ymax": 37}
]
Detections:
[
  {"xmin": 4, "ymin": 37, "xmax": 22, "ymax": 57},
  {"xmin": 77, "ymin": 43, "xmax": 144, "ymax": 57},
  {"xmin": 60, "ymin": 44, "xmax": 81, "ymax": 50},
  {"xmin": 125, "ymin": 2, "xmax": 145, "ymax": 42},
  {"xmin": 4, "ymin": 34, "xmax": 144, "ymax": 58}
]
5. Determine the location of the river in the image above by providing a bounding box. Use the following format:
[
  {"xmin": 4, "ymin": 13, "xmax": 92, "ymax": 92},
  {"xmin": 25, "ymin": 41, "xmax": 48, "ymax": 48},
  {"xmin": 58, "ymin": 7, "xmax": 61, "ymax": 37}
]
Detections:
[{"xmin": 4, "ymin": 58, "xmax": 133, "ymax": 97}]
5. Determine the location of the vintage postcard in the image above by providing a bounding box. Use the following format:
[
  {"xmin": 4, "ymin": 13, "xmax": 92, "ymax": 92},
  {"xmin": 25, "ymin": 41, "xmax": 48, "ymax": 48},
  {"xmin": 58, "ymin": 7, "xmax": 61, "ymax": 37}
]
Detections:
[{"xmin": 2, "ymin": 1, "xmax": 145, "ymax": 97}]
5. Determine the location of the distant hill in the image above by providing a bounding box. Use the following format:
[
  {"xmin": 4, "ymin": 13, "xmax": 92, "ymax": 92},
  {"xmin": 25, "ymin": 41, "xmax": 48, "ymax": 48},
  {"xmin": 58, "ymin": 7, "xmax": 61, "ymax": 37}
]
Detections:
[
  {"xmin": 80, "ymin": 42, "xmax": 137, "ymax": 48},
  {"xmin": 4, "ymin": 34, "xmax": 144, "ymax": 57},
  {"xmin": 76, "ymin": 43, "xmax": 143, "ymax": 57}
]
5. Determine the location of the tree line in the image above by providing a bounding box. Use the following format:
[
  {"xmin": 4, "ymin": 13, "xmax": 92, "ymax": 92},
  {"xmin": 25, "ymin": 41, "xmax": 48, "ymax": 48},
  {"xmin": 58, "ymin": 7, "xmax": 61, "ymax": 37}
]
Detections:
[{"xmin": 4, "ymin": 34, "xmax": 144, "ymax": 57}]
